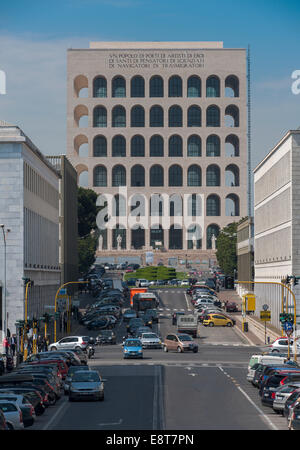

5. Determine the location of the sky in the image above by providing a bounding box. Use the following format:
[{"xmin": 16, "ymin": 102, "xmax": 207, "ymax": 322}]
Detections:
[{"xmin": 0, "ymin": 0, "xmax": 300, "ymax": 172}]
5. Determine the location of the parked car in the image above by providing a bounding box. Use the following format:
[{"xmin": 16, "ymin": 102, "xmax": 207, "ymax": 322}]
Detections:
[
  {"xmin": 0, "ymin": 387, "xmax": 45, "ymax": 417},
  {"xmin": 289, "ymin": 400, "xmax": 300, "ymax": 430},
  {"xmin": 203, "ymin": 313, "xmax": 234, "ymax": 328},
  {"xmin": 267, "ymin": 337, "xmax": 300, "ymax": 355},
  {"xmin": 0, "ymin": 400, "xmax": 24, "ymax": 430},
  {"xmin": 225, "ymin": 302, "xmax": 239, "ymax": 313},
  {"xmin": 283, "ymin": 389, "xmax": 300, "ymax": 423},
  {"xmin": 180, "ymin": 280, "xmax": 189, "ymax": 286},
  {"xmin": 123, "ymin": 309, "xmax": 137, "ymax": 322},
  {"xmin": 63, "ymin": 365, "xmax": 90, "ymax": 395},
  {"xmin": 260, "ymin": 372, "xmax": 300, "ymax": 406},
  {"xmin": 49, "ymin": 336, "xmax": 90, "ymax": 352},
  {"xmin": 0, "ymin": 409, "xmax": 7, "ymax": 430},
  {"xmin": 163, "ymin": 334, "xmax": 198, "ymax": 353},
  {"xmin": 67, "ymin": 348, "xmax": 88, "ymax": 365},
  {"xmin": 137, "ymin": 279, "xmax": 150, "ymax": 287},
  {"xmin": 272, "ymin": 383, "xmax": 300, "ymax": 415},
  {"xmin": 0, "ymin": 393, "xmax": 35, "ymax": 428},
  {"xmin": 96, "ymin": 330, "xmax": 117, "ymax": 345},
  {"xmin": 69, "ymin": 370, "xmax": 105, "ymax": 402},
  {"xmin": 123, "ymin": 338, "xmax": 143, "ymax": 359},
  {"xmin": 138, "ymin": 333, "xmax": 162, "ymax": 349}
]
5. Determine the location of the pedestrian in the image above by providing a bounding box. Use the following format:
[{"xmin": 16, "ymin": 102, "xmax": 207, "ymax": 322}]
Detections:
[
  {"xmin": 2, "ymin": 336, "xmax": 9, "ymax": 356},
  {"xmin": 10, "ymin": 334, "xmax": 16, "ymax": 357},
  {"xmin": 28, "ymin": 337, "xmax": 33, "ymax": 355},
  {"xmin": 172, "ymin": 313, "xmax": 177, "ymax": 325},
  {"xmin": 37, "ymin": 335, "xmax": 43, "ymax": 353}
]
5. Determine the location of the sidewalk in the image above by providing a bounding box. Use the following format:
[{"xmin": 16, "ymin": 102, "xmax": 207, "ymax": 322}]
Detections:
[{"xmin": 218, "ymin": 289, "xmax": 281, "ymax": 347}]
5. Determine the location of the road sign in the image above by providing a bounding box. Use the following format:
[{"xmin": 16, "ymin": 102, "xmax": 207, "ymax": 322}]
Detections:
[
  {"xmin": 260, "ymin": 310, "xmax": 271, "ymax": 321},
  {"xmin": 262, "ymin": 304, "xmax": 269, "ymax": 311},
  {"xmin": 284, "ymin": 322, "xmax": 294, "ymax": 332}
]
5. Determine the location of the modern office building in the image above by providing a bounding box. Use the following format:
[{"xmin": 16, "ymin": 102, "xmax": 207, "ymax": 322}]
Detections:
[
  {"xmin": 254, "ymin": 128, "xmax": 300, "ymax": 330},
  {"xmin": 46, "ymin": 155, "xmax": 78, "ymax": 286},
  {"xmin": 236, "ymin": 216, "xmax": 254, "ymax": 297},
  {"xmin": 67, "ymin": 41, "xmax": 247, "ymax": 266},
  {"xmin": 0, "ymin": 121, "xmax": 61, "ymax": 338}
]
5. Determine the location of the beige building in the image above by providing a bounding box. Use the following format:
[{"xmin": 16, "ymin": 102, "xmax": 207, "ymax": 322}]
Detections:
[
  {"xmin": 254, "ymin": 129, "xmax": 300, "ymax": 330},
  {"xmin": 67, "ymin": 41, "xmax": 247, "ymax": 266}
]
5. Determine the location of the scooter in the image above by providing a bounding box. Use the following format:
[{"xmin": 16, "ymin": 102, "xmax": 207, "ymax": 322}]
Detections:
[{"xmin": 87, "ymin": 344, "xmax": 95, "ymax": 359}]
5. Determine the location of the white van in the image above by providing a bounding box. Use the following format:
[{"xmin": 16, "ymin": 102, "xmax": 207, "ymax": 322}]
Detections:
[{"xmin": 246, "ymin": 354, "xmax": 287, "ymax": 382}]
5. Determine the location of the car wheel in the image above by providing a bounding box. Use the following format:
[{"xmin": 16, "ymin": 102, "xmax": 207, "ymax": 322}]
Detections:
[
  {"xmin": 6, "ymin": 422, "xmax": 14, "ymax": 430},
  {"xmin": 51, "ymin": 346, "xmax": 57, "ymax": 351},
  {"xmin": 227, "ymin": 322, "xmax": 233, "ymax": 327},
  {"xmin": 193, "ymin": 348, "xmax": 198, "ymax": 353},
  {"xmin": 272, "ymin": 349, "xmax": 280, "ymax": 353},
  {"xmin": 209, "ymin": 322, "xmax": 214, "ymax": 327},
  {"xmin": 177, "ymin": 346, "xmax": 183, "ymax": 353},
  {"xmin": 75, "ymin": 346, "xmax": 81, "ymax": 351},
  {"xmin": 163, "ymin": 345, "xmax": 168, "ymax": 352}
]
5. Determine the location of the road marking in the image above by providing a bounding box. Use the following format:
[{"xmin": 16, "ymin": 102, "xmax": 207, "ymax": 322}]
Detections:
[
  {"xmin": 184, "ymin": 293, "xmax": 191, "ymax": 311},
  {"xmin": 42, "ymin": 397, "xmax": 69, "ymax": 430},
  {"xmin": 218, "ymin": 366, "xmax": 278, "ymax": 430},
  {"xmin": 99, "ymin": 419, "xmax": 123, "ymax": 427}
]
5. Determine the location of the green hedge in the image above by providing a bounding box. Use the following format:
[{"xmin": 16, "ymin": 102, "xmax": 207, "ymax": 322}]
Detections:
[{"xmin": 124, "ymin": 266, "xmax": 183, "ymax": 281}]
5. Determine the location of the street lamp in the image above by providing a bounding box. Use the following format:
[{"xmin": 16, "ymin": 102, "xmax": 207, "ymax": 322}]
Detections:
[{"xmin": 0, "ymin": 224, "xmax": 11, "ymax": 340}]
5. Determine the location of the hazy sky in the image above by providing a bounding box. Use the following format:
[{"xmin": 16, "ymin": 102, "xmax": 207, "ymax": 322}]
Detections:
[{"xmin": 0, "ymin": 0, "xmax": 299, "ymax": 172}]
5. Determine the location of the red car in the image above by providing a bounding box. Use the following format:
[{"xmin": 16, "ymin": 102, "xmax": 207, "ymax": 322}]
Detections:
[
  {"xmin": 26, "ymin": 359, "xmax": 68, "ymax": 380},
  {"xmin": 225, "ymin": 302, "xmax": 238, "ymax": 312}
]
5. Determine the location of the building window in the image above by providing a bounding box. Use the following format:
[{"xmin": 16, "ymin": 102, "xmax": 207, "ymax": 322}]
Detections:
[
  {"xmin": 188, "ymin": 135, "xmax": 201, "ymax": 157},
  {"xmin": 112, "ymin": 225, "xmax": 126, "ymax": 248},
  {"xmin": 206, "ymin": 165, "xmax": 220, "ymax": 186},
  {"xmin": 112, "ymin": 135, "xmax": 126, "ymax": 157},
  {"xmin": 169, "ymin": 106, "xmax": 183, "ymax": 127},
  {"xmin": 168, "ymin": 75, "xmax": 182, "ymax": 97},
  {"xmin": 112, "ymin": 165, "xmax": 126, "ymax": 186},
  {"xmin": 131, "ymin": 226, "xmax": 145, "ymax": 249},
  {"xmin": 112, "ymin": 76, "xmax": 126, "ymax": 97},
  {"xmin": 150, "ymin": 225, "xmax": 164, "ymax": 248},
  {"xmin": 150, "ymin": 76, "xmax": 164, "ymax": 97},
  {"xmin": 187, "ymin": 106, "xmax": 201, "ymax": 127},
  {"xmin": 206, "ymin": 135, "xmax": 221, "ymax": 157},
  {"xmin": 150, "ymin": 106, "xmax": 164, "ymax": 127},
  {"xmin": 112, "ymin": 106, "xmax": 126, "ymax": 127},
  {"xmin": 169, "ymin": 194, "xmax": 182, "ymax": 217},
  {"xmin": 226, "ymin": 194, "xmax": 240, "ymax": 216},
  {"xmin": 131, "ymin": 165, "xmax": 145, "ymax": 187},
  {"xmin": 93, "ymin": 165, "xmax": 107, "ymax": 187},
  {"xmin": 93, "ymin": 76, "xmax": 107, "ymax": 97},
  {"xmin": 130, "ymin": 194, "xmax": 145, "ymax": 217},
  {"xmin": 187, "ymin": 165, "xmax": 202, "ymax": 186},
  {"xmin": 131, "ymin": 76, "xmax": 145, "ymax": 97},
  {"xmin": 225, "ymin": 134, "xmax": 239, "ymax": 157},
  {"xmin": 207, "ymin": 224, "xmax": 220, "ymax": 249},
  {"xmin": 93, "ymin": 106, "xmax": 107, "ymax": 127},
  {"xmin": 131, "ymin": 135, "xmax": 145, "ymax": 157},
  {"xmin": 188, "ymin": 194, "xmax": 202, "ymax": 217},
  {"xmin": 150, "ymin": 165, "xmax": 164, "ymax": 187},
  {"xmin": 206, "ymin": 195, "xmax": 220, "ymax": 216},
  {"xmin": 169, "ymin": 225, "xmax": 183, "ymax": 249},
  {"xmin": 169, "ymin": 135, "xmax": 183, "ymax": 157},
  {"xmin": 187, "ymin": 76, "xmax": 201, "ymax": 97},
  {"xmin": 131, "ymin": 105, "xmax": 145, "ymax": 127},
  {"xmin": 150, "ymin": 194, "xmax": 164, "ymax": 217},
  {"xmin": 225, "ymin": 75, "xmax": 239, "ymax": 97},
  {"xmin": 93, "ymin": 135, "xmax": 107, "ymax": 157},
  {"xmin": 113, "ymin": 194, "xmax": 126, "ymax": 217},
  {"xmin": 225, "ymin": 164, "xmax": 240, "ymax": 187},
  {"xmin": 225, "ymin": 105, "xmax": 239, "ymax": 127},
  {"xmin": 150, "ymin": 135, "xmax": 164, "ymax": 157},
  {"xmin": 169, "ymin": 165, "xmax": 183, "ymax": 186},
  {"xmin": 206, "ymin": 76, "xmax": 220, "ymax": 97},
  {"xmin": 187, "ymin": 224, "xmax": 202, "ymax": 249},
  {"xmin": 206, "ymin": 105, "xmax": 221, "ymax": 127}
]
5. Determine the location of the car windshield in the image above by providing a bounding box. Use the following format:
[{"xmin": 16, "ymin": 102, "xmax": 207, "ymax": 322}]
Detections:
[
  {"xmin": 72, "ymin": 372, "xmax": 100, "ymax": 382},
  {"xmin": 179, "ymin": 335, "xmax": 193, "ymax": 341},
  {"xmin": 125, "ymin": 340, "xmax": 141, "ymax": 347},
  {"xmin": 143, "ymin": 334, "xmax": 158, "ymax": 339}
]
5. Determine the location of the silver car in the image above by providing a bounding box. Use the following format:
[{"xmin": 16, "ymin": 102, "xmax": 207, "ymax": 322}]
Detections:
[
  {"xmin": 69, "ymin": 370, "xmax": 105, "ymax": 401},
  {"xmin": 273, "ymin": 383, "xmax": 300, "ymax": 414},
  {"xmin": 64, "ymin": 366, "xmax": 90, "ymax": 395},
  {"xmin": 138, "ymin": 332, "xmax": 162, "ymax": 349},
  {"xmin": 0, "ymin": 400, "xmax": 24, "ymax": 430},
  {"xmin": 49, "ymin": 336, "xmax": 90, "ymax": 351}
]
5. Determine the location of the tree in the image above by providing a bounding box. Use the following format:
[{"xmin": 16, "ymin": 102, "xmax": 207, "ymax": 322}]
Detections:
[
  {"xmin": 78, "ymin": 187, "xmax": 99, "ymax": 237},
  {"xmin": 216, "ymin": 222, "xmax": 238, "ymax": 276},
  {"xmin": 78, "ymin": 234, "xmax": 97, "ymax": 275}
]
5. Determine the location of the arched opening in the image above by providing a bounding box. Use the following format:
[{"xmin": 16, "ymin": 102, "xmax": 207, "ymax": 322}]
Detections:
[
  {"xmin": 169, "ymin": 135, "xmax": 183, "ymax": 157},
  {"xmin": 225, "ymin": 134, "xmax": 239, "ymax": 157},
  {"xmin": 150, "ymin": 105, "xmax": 164, "ymax": 127},
  {"xmin": 206, "ymin": 76, "xmax": 220, "ymax": 97},
  {"xmin": 206, "ymin": 135, "xmax": 221, "ymax": 157},
  {"xmin": 112, "ymin": 194, "xmax": 126, "ymax": 217},
  {"xmin": 168, "ymin": 105, "xmax": 183, "ymax": 127},
  {"xmin": 187, "ymin": 76, "xmax": 201, "ymax": 97},
  {"xmin": 187, "ymin": 224, "xmax": 202, "ymax": 249},
  {"xmin": 150, "ymin": 165, "xmax": 164, "ymax": 187},
  {"xmin": 76, "ymin": 164, "xmax": 89, "ymax": 188},
  {"xmin": 206, "ymin": 105, "xmax": 221, "ymax": 127},
  {"xmin": 187, "ymin": 165, "xmax": 202, "ymax": 186},
  {"xmin": 74, "ymin": 105, "xmax": 88, "ymax": 128},
  {"xmin": 225, "ymin": 75, "xmax": 239, "ymax": 98},
  {"xmin": 93, "ymin": 165, "xmax": 107, "ymax": 187},
  {"xmin": 225, "ymin": 105, "xmax": 239, "ymax": 127},
  {"xmin": 206, "ymin": 164, "xmax": 221, "ymax": 186},
  {"xmin": 131, "ymin": 165, "xmax": 145, "ymax": 187},
  {"xmin": 112, "ymin": 135, "xmax": 126, "ymax": 157},
  {"xmin": 131, "ymin": 225, "xmax": 145, "ymax": 249},
  {"xmin": 206, "ymin": 195, "xmax": 221, "ymax": 216},
  {"xmin": 150, "ymin": 135, "xmax": 164, "ymax": 156},
  {"xmin": 131, "ymin": 105, "xmax": 145, "ymax": 127},
  {"xmin": 169, "ymin": 194, "xmax": 182, "ymax": 217},
  {"xmin": 74, "ymin": 75, "xmax": 88, "ymax": 98},
  {"xmin": 131, "ymin": 135, "xmax": 145, "ymax": 156},
  {"xmin": 150, "ymin": 194, "xmax": 164, "ymax": 217},
  {"xmin": 113, "ymin": 224, "xmax": 126, "ymax": 249},
  {"xmin": 225, "ymin": 164, "xmax": 240, "ymax": 187},
  {"xmin": 131, "ymin": 76, "xmax": 145, "ymax": 97},
  {"xmin": 226, "ymin": 194, "xmax": 240, "ymax": 216},
  {"xmin": 188, "ymin": 135, "xmax": 201, "ymax": 157},
  {"xmin": 112, "ymin": 76, "xmax": 126, "ymax": 97},
  {"xmin": 93, "ymin": 135, "xmax": 107, "ymax": 157},
  {"xmin": 112, "ymin": 106, "xmax": 126, "ymax": 127},
  {"xmin": 93, "ymin": 76, "xmax": 107, "ymax": 98},
  {"xmin": 150, "ymin": 76, "xmax": 164, "ymax": 97},
  {"xmin": 168, "ymin": 75, "xmax": 183, "ymax": 97},
  {"xmin": 187, "ymin": 193, "xmax": 202, "ymax": 217},
  {"xmin": 169, "ymin": 225, "xmax": 183, "ymax": 249},
  {"xmin": 169, "ymin": 165, "xmax": 183, "ymax": 186},
  {"xmin": 187, "ymin": 106, "xmax": 201, "ymax": 127},
  {"xmin": 130, "ymin": 194, "xmax": 145, "ymax": 217},
  {"xmin": 93, "ymin": 106, "xmax": 107, "ymax": 127},
  {"xmin": 206, "ymin": 224, "xmax": 220, "ymax": 250},
  {"xmin": 150, "ymin": 225, "xmax": 164, "ymax": 248},
  {"xmin": 74, "ymin": 134, "xmax": 88, "ymax": 157},
  {"xmin": 112, "ymin": 165, "xmax": 126, "ymax": 187}
]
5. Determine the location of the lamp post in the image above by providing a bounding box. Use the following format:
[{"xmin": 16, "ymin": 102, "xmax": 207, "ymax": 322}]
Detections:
[{"xmin": 0, "ymin": 224, "xmax": 11, "ymax": 341}]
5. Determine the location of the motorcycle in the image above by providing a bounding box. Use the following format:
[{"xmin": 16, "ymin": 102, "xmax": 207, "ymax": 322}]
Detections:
[{"xmin": 87, "ymin": 338, "xmax": 95, "ymax": 359}]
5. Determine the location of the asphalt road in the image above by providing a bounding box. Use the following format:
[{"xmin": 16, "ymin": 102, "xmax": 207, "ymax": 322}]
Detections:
[{"xmin": 28, "ymin": 277, "xmax": 290, "ymax": 430}]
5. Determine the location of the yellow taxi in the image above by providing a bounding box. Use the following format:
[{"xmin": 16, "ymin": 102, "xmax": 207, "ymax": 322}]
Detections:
[{"xmin": 203, "ymin": 313, "xmax": 234, "ymax": 328}]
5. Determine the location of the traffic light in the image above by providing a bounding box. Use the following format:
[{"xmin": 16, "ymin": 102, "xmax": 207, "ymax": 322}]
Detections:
[
  {"xmin": 54, "ymin": 312, "xmax": 60, "ymax": 320},
  {"xmin": 280, "ymin": 312, "xmax": 294, "ymax": 326},
  {"xmin": 22, "ymin": 277, "xmax": 34, "ymax": 287}
]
